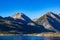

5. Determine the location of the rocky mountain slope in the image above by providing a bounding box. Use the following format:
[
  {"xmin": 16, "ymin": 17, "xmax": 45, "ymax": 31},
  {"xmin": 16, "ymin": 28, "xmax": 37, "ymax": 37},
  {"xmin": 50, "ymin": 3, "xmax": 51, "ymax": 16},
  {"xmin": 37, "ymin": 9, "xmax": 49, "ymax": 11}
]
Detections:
[
  {"xmin": 5, "ymin": 13, "xmax": 32, "ymax": 24},
  {"xmin": 0, "ymin": 12, "xmax": 55, "ymax": 34},
  {"xmin": 36, "ymin": 12, "xmax": 60, "ymax": 32}
]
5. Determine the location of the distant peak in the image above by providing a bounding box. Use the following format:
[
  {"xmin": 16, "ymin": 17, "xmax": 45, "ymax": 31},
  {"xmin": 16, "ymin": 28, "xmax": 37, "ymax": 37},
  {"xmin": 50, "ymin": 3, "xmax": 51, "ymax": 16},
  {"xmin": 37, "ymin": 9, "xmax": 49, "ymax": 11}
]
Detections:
[
  {"xmin": 58, "ymin": 14, "xmax": 60, "ymax": 16},
  {"xmin": 47, "ymin": 12, "xmax": 53, "ymax": 14},
  {"xmin": 46, "ymin": 12, "xmax": 54, "ymax": 15},
  {"xmin": 10, "ymin": 12, "xmax": 25, "ymax": 19},
  {"xmin": 16, "ymin": 13, "xmax": 20, "ymax": 14},
  {"xmin": 14, "ymin": 12, "xmax": 24, "ymax": 15},
  {"xmin": 15, "ymin": 12, "xmax": 24, "ymax": 15}
]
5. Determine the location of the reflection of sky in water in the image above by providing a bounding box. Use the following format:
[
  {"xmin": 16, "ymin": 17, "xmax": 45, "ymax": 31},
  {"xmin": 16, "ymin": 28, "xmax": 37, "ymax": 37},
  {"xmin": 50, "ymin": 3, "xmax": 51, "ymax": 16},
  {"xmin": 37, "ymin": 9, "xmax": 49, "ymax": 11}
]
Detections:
[{"xmin": 0, "ymin": 36, "xmax": 60, "ymax": 40}]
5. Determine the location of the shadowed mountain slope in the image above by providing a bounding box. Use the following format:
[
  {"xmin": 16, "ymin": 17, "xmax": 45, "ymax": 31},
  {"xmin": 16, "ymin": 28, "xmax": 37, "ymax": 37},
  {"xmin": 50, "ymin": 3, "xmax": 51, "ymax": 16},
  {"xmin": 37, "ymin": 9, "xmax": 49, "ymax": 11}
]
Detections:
[
  {"xmin": 36, "ymin": 12, "xmax": 60, "ymax": 32},
  {"xmin": 0, "ymin": 12, "xmax": 55, "ymax": 34}
]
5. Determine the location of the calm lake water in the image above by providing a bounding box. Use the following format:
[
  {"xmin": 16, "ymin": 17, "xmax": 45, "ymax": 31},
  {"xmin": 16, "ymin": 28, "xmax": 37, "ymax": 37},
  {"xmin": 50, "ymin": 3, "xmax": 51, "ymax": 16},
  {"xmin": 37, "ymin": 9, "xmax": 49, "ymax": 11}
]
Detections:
[{"xmin": 0, "ymin": 35, "xmax": 60, "ymax": 40}]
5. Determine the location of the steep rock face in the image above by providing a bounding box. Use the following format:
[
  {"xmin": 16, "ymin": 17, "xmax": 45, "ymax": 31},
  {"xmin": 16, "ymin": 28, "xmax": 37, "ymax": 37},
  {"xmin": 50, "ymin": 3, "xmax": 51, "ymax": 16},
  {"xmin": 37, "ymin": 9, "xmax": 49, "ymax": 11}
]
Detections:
[
  {"xmin": 5, "ymin": 13, "xmax": 40, "ymax": 26},
  {"xmin": 11, "ymin": 13, "xmax": 23, "ymax": 19},
  {"xmin": 5, "ymin": 13, "xmax": 32, "ymax": 24},
  {"xmin": 36, "ymin": 12, "xmax": 60, "ymax": 32},
  {"xmin": 33, "ymin": 18, "xmax": 38, "ymax": 22},
  {"xmin": 58, "ymin": 14, "xmax": 60, "ymax": 16},
  {"xmin": 11, "ymin": 13, "xmax": 31, "ymax": 21}
]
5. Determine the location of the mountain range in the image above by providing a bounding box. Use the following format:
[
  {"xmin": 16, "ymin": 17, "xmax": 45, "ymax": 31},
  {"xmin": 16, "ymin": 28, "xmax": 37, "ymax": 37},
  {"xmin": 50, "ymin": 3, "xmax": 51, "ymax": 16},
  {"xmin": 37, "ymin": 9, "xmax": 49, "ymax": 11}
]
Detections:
[{"xmin": 0, "ymin": 12, "xmax": 60, "ymax": 34}]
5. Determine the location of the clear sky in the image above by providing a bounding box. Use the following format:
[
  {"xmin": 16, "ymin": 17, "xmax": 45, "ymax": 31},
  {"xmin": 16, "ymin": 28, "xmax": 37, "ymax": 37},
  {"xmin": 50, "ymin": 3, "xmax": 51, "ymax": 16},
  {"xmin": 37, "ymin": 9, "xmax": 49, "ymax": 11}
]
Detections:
[{"xmin": 0, "ymin": 0, "xmax": 60, "ymax": 19}]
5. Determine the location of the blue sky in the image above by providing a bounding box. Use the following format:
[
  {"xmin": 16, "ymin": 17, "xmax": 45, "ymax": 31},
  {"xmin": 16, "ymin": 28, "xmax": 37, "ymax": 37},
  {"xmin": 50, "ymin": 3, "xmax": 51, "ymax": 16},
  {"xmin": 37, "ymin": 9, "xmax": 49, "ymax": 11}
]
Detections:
[{"xmin": 0, "ymin": 0, "xmax": 60, "ymax": 19}]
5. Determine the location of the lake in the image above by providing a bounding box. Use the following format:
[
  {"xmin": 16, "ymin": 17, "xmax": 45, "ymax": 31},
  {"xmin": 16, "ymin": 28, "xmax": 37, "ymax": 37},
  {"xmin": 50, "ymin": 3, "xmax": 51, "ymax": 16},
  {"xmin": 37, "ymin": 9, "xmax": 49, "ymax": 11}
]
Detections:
[{"xmin": 0, "ymin": 35, "xmax": 60, "ymax": 40}]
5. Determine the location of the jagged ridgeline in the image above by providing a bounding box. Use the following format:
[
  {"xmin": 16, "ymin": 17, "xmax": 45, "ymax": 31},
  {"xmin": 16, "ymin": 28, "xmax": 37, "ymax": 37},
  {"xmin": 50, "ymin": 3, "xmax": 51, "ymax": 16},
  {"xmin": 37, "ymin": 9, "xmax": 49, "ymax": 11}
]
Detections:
[{"xmin": 0, "ymin": 12, "xmax": 60, "ymax": 34}]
